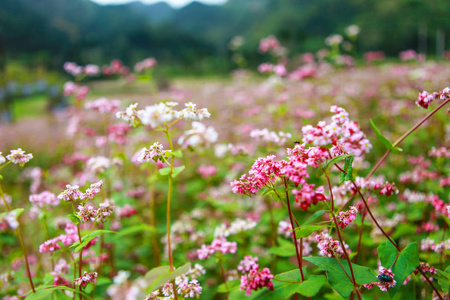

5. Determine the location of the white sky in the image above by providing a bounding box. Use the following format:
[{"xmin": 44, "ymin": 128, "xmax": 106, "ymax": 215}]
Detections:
[{"xmin": 91, "ymin": 0, "xmax": 227, "ymax": 8}]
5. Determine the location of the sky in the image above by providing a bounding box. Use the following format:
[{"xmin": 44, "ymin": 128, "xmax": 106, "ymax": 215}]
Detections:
[{"xmin": 90, "ymin": 0, "xmax": 227, "ymax": 8}]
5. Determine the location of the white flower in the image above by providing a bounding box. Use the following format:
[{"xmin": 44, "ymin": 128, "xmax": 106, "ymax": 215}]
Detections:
[
  {"xmin": 0, "ymin": 152, "xmax": 5, "ymax": 164},
  {"xmin": 138, "ymin": 102, "xmax": 179, "ymax": 128},
  {"xmin": 137, "ymin": 142, "xmax": 165, "ymax": 162},
  {"xmin": 178, "ymin": 122, "xmax": 218, "ymax": 148},
  {"xmin": 6, "ymin": 148, "xmax": 33, "ymax": 166},
  {"xmin": 179, "ymin": 102, "xmax": 211, "ymax": 122},
  {"xmin": 87, "ymin": 156, "xmax": 111, "ymax": 173}
]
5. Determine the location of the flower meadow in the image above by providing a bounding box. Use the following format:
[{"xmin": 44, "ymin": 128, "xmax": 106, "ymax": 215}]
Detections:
[{"xmin": 0, "ymin": 36, "xmax": 450, "ymax": 300}]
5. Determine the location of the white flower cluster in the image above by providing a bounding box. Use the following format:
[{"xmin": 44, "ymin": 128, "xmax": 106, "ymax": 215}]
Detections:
[
  {"xmin": 214, "ymin": 218, "xmax": 257, "ymax": 238},
  {"xmin": 116, "ymin": 102, "xmax": 211, "ymax": 128},
  {"xmin": 250, "ymin": 128, "xmax": 292, "ymax": 145},
  {"xmin": 178, "ymin": 122, "xmax": 218, "ymax": 149}
]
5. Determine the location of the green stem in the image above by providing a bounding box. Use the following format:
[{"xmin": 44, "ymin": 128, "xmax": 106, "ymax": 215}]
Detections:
[
  {"xmin": 0, "ymin": 183, "xmax": 35, "ymax": 293},
  {"xmin": 164, "ymin": 129, "xmax": 175, "ymax": 272},
  {"xmin": 76, "ymin": 223, "xmax": 83, "ymax": 300}
]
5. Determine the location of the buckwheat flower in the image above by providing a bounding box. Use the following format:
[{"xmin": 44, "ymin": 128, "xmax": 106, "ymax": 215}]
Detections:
[
  {"xmin": 6, "ymin": 148, "xmax": 33, "ymax": 166},
  {"xmin": 39, "ymin": 237, "xmax": 62, "ymax": 253},
  {"xmin": 277, "ymin": 220, "xmax": 293, "ymax": 238},
  {"xmin": 51, "ymin": 259, "xmax": 70, "ymax": 276},
  {"xmin": 333, "ymin": 206, "xmax": 358, "ymax": 229},
  {"xmin": 0, "ymin": 210, "xmax": 20, "ymax": 231},
  {"xmin": 116, "ymin": 103, "xmax": 141, "ymax": 127},
  {"xmin": 134, "ymin": 57, "xmax": 157, "ymax": 72},
  {"xmin": 258, "ymin": 63, "xmax": 274, "ymax": 73},
  {"xmin": 64, "ymin": 62, "xmax": 83, "ymax": 76},
  {"xmin": 87, "ymin": 156, "xmax": 111, "ymax": 174},
  {"xmin": 197, "ymin": 244, "xmax": 213, "ymax": 260},
  {"xmin": 188, "ymin": 264, "xmax": 206, "ymax": 279},
  {"xmin": 315, "ymin": 232, "xmax": 350, "ymax": 257},
  {"xmin": 85, "ymin": 180, "xmax": 103, "ymax": 199},
  {"xmin": 179, "ymin": 102, "xmax": 211, "ymax": 122},
  {"xmin": 85, "ymin": 98, "xmax": 121, "ymax": 114},
  {"xmin": 325, "ymin": 34, "xmax": 343, "ymax": 46},
  {"xmin": 138, "ymin": 142, "xmax": 165, "ymax": 162},
  {"xmin": 29, "ymin": 191, "xmax": 59, "ymax": 208},
  {"xmin": 178, "ymin": 122, "xmax": 218, "ymax": 149},
  {"xmin": 258, "ymin": 35, "xmax": 280, "ymax": 53},
  {"xmin": 345, "ymin": 25, "xmax": 360, "ymax": 37},
  {"xmin": 240, "ymin": 265, "xmax": 274, "ymax": 296},
  {"xmin": 84, "ymin": 64, "xmax": 100, "ymax": 76},
  {"xmin": 138, "ymin": 102, "xmax": 180, "ymax": 128},
  {"xmin": 75, "ymin": 271, "xmax": 98, "ymax": 288},
  {"xmin": 58, "ymin": 184, "xmax": 85, "ymax": 202},
  {"xmin": 0, "ymin": 152, "xmax": 5, "ymax": 164},
  {"xmin": 238, "ymin": 256, "xmax": 259, "ymax": 273},
  {"xmin": 112, "ymin": 270, "xmax": 130, "ymax": 285},
  {"xmin": 96, "ymin": 199, "xmax": 115, "ymax": 223}
]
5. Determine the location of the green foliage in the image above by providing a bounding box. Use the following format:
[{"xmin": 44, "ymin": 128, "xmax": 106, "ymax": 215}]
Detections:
[
  {"xmin": 144, "ymin": 263, "xmax": 191, "ymax": 293},
  {"xmin": 377, "ymin": 241, "xmax": 420, "ymax": 298},
  {"xmin": 304, "ymin": 256, "xmax": 377, "ymax": 298}
]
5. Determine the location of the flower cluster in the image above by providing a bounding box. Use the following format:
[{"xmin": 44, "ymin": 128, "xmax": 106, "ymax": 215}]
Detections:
[
  {"xmin": 138, "ymin": 142, "xmax": 166, "ymax": 163},
  {"xmin": 85, "ymin": 98, "xmax": 121, "ymax": 114},
  {"xmin": 213, "ymin": 218, "xmax": 257, "ymax": 238},
  {"xmin": 77, "ymin": 199, "xmax": 114, "ymax": 223},
  {"xmin": 39, "ymin": 223, "xmax": 80, "ymax": 253},
  {"xmin": 0, "ymin": 210, "xmax": 20, "ymax": 231},
  {"xmin": 196, "ymin": 237, "xmax": 237, "ymax": 260},
  {"xmin": 240, "ymin": 264, "xmax": 274, "ymax": 296},
  {"xmin": 64, "ymin": 62, "xmax": 100, "ymax": 77},
  {"xmin": 117, "ymin": 102, "xmax": 211, "ymax": 128},
  {"xmin": 175, "ymin": 275, "xmax": 202, "ymax": 298},
  {"xmin": 5, "ymin": 148, "xmax": 33, "ymax": 166},
  {"xmin": 237, "ymin": 255, "xmax": 259, "ymax": 273},
  {"xmin": 74, "ymin": 271, "xmax": 98, "ymax": 288},
  {"xmin": 197, "ymin": 165, "xmax": 217, "ymax": 178},
  {"xmin": 421, "ymin": 237, "xmax": 450, "ymax": 253},
  {"xmin": 249, "ymin": 128, "xmax": 292, "ymax": 145},
  {"xmin": 178, "ymin": 122, "xmax": 218, "ymax": 149},
  {"xmin": 416, "ymin": 87, "xmax": 450, "ymax": 109},
  {"xmin": 134, "ymin": 57, "xmax": 157, "ymax": 72},
  {"xmin": 302, "ymin": 106, "xmax": 372, "ymax": 156},
  {"xmin": 315, "ymin": 232, "xmax": 350, "ymax": 257},
  {"xmin": 363, "ymin": 266, "xmax": 396, "ymax": 292},
  {"xmin": 258, "ymin": 35, "xmax": 281, "ymax": 54},
  {"xmin": 29, "ymin": 191, "xmax": 59, "ymax": 208},
  {"xmin": 58, "ymin": 181, "xmax": 103, "ymax": 203},
  {"xmin": 63, "ymin": 82, "xmax": 89, "ymax": 101},
  {"xmin": 332, "ymin": 206, "xmax": 358, "ymax": 229}
]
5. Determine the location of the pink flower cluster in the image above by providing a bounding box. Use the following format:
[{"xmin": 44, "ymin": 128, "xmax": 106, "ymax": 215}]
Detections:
[
  {"xmin": 134, "ymin": 57, "xmax": 157, "ymax": 72},
  {"xmin": 258, "ymin": 35, "xmax": 280, "ymax": 54},
  {"xmin": 292, "ymin": 184, "xmax": 326, "ymax": 210},
  {"xmin": 5, "ymin": 148, "xmax": 33, "ymax": 166},
  {"xmin": 364, "ymin": 51, "xmax": 386, "ymax": 62},
  {"xmin": 237, "ymin": 256, "xmax": 259, "ymax": 273},
  {"xmin": 116, "ymin": 204, "xmax": 137, "ymax": 218},
  {"xmin": 64, "ymin": 62, "xmax": 100, "ymax": 76},
  {"xmin": 302, "ymin": 106, "xmax": 372, "ymax": 156},
  {"xmin": 240, "ymin": 264, "xmax": 274, "ymax": 296},
  {"xmin": 332, "ymin": 206, "xmax": 358, "ymax": 229},
  {"xmin": 288, "ymin": 65, "xmax": 317, "ymax": 80},
  {"xmin": 196, "ymin": 237, "xmax": 237, "ymax": 260},
  {"xmin": 0, "ymin": 210, "xmax": 20, "ymax": 231},
  {"xmin": 421, "ymin": 237, "xmax": 450, "ymax": 253},
  {"xmin": 429, "ymin": 147, "xmax": 450, "ymax": 158},
  {"xmin": 39, "ymin": 224, "xmax": 79, "ymax": 253},
  {"xmin": 74, "ymin": 271, "xmax": 98, "ymax": 288},
  {"xmin": 399, "ymin": 49, "xmax": 418, "ymax": 61},
  {"xmin": 197, "ymin": 165, "xmax": 217, "ymax": 178},
  {"xmin": 102, "ymin": 59, "xmax": 129, "ymax": 77},
  {"xmin": 175, "ymin": 275, "xmax": 202, "ymax": 298},
  {"xmin": 29, "ymin": 191, "xmax": 59, "ymax": 208},
  {"xmin": 416, "ymin": 87, "xmax": 450, "ymax": 109},
  {"xmin": 363, "ymin": 266, "xmax": 396, "ymax": 292},
  {"xmin": 85, "ymin": 98, "xmax": 121, "ymax": 114},
  {"xmin": 77, "ymin": 199, "xmax": 114, "ymax": 223},
  {"xmin": 315, "ymin": 232, "xmax": 350, "ymax": 257},
  {"xmin": 58, "ymin": 181, "xmax": 103, "ymax": 202},
  {"xmin": 257, "ymin": 63, "xmax": 287, "ymax": 76},
  {"xmin": 64, "ymin": 82, "xmax": 90, "ymax": 101}
]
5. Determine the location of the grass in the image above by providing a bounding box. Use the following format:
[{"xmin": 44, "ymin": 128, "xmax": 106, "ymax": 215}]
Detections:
[{"xmin": 12, "ymin": 94, "xmax": 48, "ymax": 120}]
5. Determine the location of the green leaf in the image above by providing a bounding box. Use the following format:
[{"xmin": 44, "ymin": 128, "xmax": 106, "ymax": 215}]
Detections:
[
  {"xmin": 378, "ymin": 241, "xmax": 420, "ymax": 298},
  {"xmin": 71, "ymin": 230, "xmax": 116, "ymax": 252},
  {"xmin": 370, "ymin": 119, "xmax": 394, "ymax": 150},
  {"xmin": 268, "ymin": 239, "xmax": 296, "ymax": 257},
  {"xmin": 301, "ymin": 210, "xmax": 328, "ymax": 226},
  {"xmin": 436, "ymin": 267, "xmax": 450, "ymax": 291},
  {"xmin": 25, "ymin": 285, "xmax": 92, "ymax": 300},
  {"xmin": 294, "ymin": 224, "xmax": 330, "ymax": 238},
  {"xmin": 304, "ymin": 256, "xmax": 377, "ymax": 298},
  {"xmin": 217, "ymin": 280, "xmax": 240, "ymax": 293},
  {"xmin": 172, "ymin": 166, "xmax": 185, "ymax": 178},
  {"xmin": 12, "ymin": 208, "xmax": 25, "ymax": 217},
  {"xmin": 338, "ymin": 171, "xmax": 346, "ymax": 184},
  {"xmin": 159, "ymin": 167, "xmax": 171, "ymax": 176},
  {"xmin": 145, "ymin": 262, "xmax": 191, "ymax": 293},
  {"xmin": 115, "ymin": 224, "xmax": 154, "ymax": 238},
  {"xmin": 252, "ymin": 269, "xmax": 301, "ymax": 300},
  {"xmin": 297, "ymin": 275, "xmax": 326, "ymax": 297},
  {"xmin": 344, "ymin": 156, "xmax": 354, "ymax": 181},
  {"xmin": 68, "ymin": 214, "xmax": 79, "ymax": 225},
  {"xmin": 317, "ymin": 155, "xmax": 350, "ymax": 177}
]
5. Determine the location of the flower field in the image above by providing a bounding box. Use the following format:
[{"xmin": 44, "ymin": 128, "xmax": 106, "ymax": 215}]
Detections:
[{"xmin": 0, "ymin": 41, "xmax": 449, "ymax": 300}]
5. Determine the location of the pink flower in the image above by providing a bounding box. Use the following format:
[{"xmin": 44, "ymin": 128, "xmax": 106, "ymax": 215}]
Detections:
[
  {"xmin": 57, "ymin": 184, "xmax": 85, "ymax": 202},
  {"xmin": 238, "ymin": 256, "xmax": 259, "ymax": 273},
  {"xmin": 75, "ymin": 271, "xmax": 98, "ymax": 288},
  {"xmin": 315, "ymin": 233, "xmax": 350, "ymax": 258},
  {"xmin": 332, "ymin": 206, "xmax": 358, "ymax": 229},
  {"xmin": 6, "ymin": 148, "xmax": 33, "ymax": 166},
  {"xmin": 363, "ymin": 266, "xmax": 396, "ymax": 292},
  {"xmin": 258, "ymin": 35, "xmax": 280, "ymax": 54},
  {"xmin": 257, "ymin": 63, "xmax": 273, "ymax": 73},
  {"xmin": 29, "ymin": 191, "xmax": 59, "ymax": 208},
  {"xmin": 240, "ymin": 265, "xmax": 274, "ymax": 296},
  {"xmin": 197, "ymin": 165, "xmax": 217, "ymax": 178}
]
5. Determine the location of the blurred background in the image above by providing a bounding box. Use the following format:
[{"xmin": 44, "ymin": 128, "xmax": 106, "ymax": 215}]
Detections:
[{"xmin": 0, "ymin": 0, "xmax": 449, "ymax": 74}]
